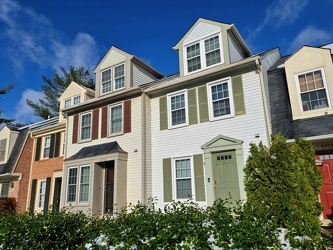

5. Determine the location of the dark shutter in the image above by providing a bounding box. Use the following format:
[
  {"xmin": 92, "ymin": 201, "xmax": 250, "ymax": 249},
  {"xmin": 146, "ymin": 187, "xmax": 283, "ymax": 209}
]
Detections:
[
  {"xmin": 43, "ymin": 177, "xmax": 51, "ymax": 214},
  {"xmin": 188, "ymin": 88, "xmax": 198, "ymax": 125},
  {"xmin": 198, "ymin": 86, "xmax": 209, "ymax": 123},
  {"xmin": 232, "ymin": 75, "xmax": 246, "ymax": 115},
  {"xmin": 124, "ymin": 100, "xmax": 131, "ymax": 133},
  {"xmin": 163, "ymin": 158, "xmax": 172, "ymax": 202},
  {"xmin": 101, "ymin": 107, "xmax": 108, "ymax": 138},
  {"xmin": 49, "ymin": 134, "xmax": 55, "ymax": 158},
  {"xmin": 92, "ymin": 109, "xmax": 99, "ymax": 140},
  {"xmin": 72, "ymin": 115, "xmax": 79, "ymax": 144},
  {"xmin": 159, "ymin": 96, "xmax": 168, "ymax": 130},
  {"xmin": 54, "ymin": 132, "xmax": 61, "ymax": 157},
  {"xmin": 29, "ymin": 179, "xmax": 37, "ymax": 213},
  {"xmin": 193, "ymin": 154, "xmax": 206, "ymax": 201},
  {"xmin": 35, "ymin": 138, "xmax": 42, "ymax": 161}
]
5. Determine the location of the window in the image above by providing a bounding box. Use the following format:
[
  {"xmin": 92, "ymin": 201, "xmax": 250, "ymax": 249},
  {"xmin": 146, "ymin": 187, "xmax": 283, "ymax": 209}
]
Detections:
[
  {"xmin": 73, "ymin": 95, "xmax": 81, "ymax": 105},
  {"xmin": 0, "ymin": 182, "xmax": 9, "ymax": 197},
  {"xmin": 168, "ymin": 90, "xmax": 188, "ymax": 128},
  {"xmin": 297, "ymin": 69, "xmax": 329, "ymax": 111},
  {"xmin": 174, "ymin": 158, "xmax": 192, "ymax": 199},
  {"xmin": 207, "ymin": 78, "xmax": 234, "ymax": 120},
  {"xmin": 66, "ymin": 165, "xmax": 90, "ymax": 204},
  {"xmin": 43, "ymin": 135, "xmax": 51, "ymax": 158},
  {"xmin": 67, "ymin": 168, "xmax": 77, "ymax": 203},
  {"xmin": 62, "ymin": 132, "xmax": 66, "ymax": 155},
  {"xmin": 114, "ymin": 64, "xmax": 125, "ymax": 90},
  {"xmin": 185, "ymin": 34, "xmax": 222, "ymax": 74},
  {"xmin": 80, "ymin": 113, "xmax": 92, "ymax": 141},
  {"xmin": 110, "ymin": 104, "xmax": 123, "ymax": 135},
  {"xmin": 79, "ymin": 166, "xmax": 90, "ymax": 202},
  {"xmin": 0, "ymin": 139, "xmax": 6, "ymax": 161},
  {"xmin": 101, "ymin": 69, "xmax": 112, "ymax": 94},
  {"xmin": 37, "ymin": 180, "xmax": 46, "ymax": 208},
  {"xmin": 64, "ymin": 98, "xmax": 71, "ymax": 108}
]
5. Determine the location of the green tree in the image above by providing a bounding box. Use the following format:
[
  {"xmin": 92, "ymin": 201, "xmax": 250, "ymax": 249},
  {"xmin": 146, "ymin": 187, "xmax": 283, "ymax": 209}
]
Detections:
[
  {"xmin": 26, "ymin": 66, "xmax": 95, "ymax": 119},
  {"xmin": 244, "ymin": 134, "xmax": 323, "ymax": 236},
  {"xmin": 0, "ymin": 84, "xmax": 15, "ymax": 124}
]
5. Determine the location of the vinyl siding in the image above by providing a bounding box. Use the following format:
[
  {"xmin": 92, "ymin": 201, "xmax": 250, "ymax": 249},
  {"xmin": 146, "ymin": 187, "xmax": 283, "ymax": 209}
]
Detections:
[
  {"xmin": 145, "ymin": 96, "xmax": 153, "ymax": 198},
  {"xmin": 132, "ymin": 63, "xmax": 159, "ymax": 87},
  {"xmin": 66, "ymin": 96, "xmax": 143, "ymax": 204},
  {"xmin": 150, "ymin": 71, "xmax": 269, "ymax": 208},
  {"xmin": 183, "ymin": 22, "xmax": 221, "ymax": 44},
  {"xmin": 228, "ymin": 33, "xmax": 245, "ymax": 63},
  {"xmin": 100, "ymin": 50, "xmax": 126, "ymax": 70}
]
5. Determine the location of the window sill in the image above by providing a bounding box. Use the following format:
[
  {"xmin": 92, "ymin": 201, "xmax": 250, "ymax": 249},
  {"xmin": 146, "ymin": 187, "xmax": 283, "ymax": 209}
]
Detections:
[
  {"xmin": 168, "ymin": 123, "xmax": 189, "ymax": 130},
  {"xmin": 209, "ymin": 114, "xmax": 235, "ymax": 122}
]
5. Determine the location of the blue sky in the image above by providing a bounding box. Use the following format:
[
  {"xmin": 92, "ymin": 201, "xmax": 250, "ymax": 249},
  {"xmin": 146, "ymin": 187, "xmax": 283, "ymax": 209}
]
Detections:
[{"xmin": 0, "ymin": 0, "xmax": 332, "ymax": 124}]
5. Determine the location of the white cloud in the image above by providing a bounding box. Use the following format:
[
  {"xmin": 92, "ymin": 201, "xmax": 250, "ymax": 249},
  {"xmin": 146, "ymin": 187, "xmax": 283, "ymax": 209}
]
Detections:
[
  {"xmin": 247, "ymin": 0, "xmax": 311, "ymax": 43},
  {"xmin": 13, "ymin": 89, "xmax": 44, "ymax": 124},
  {"xmin": 0, "ymin": 0, "xmax": 99, "ymax": 72},
  {"xmin": 288, "ymin": 26, "xmax": 332, "ymax": 52}
]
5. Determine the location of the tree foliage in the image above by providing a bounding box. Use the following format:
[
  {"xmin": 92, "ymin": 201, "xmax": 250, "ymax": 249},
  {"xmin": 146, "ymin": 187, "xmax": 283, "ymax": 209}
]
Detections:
[
  {"xmin": 0, "ymin": 84, "xmax": 15, "ymax": 124},
  {"xmin": 244, "ymin": 134, "xmax": 323, "ymax": 236},
  {"xmin": 26, "ymin": 66, "xmax": 95, "ymax": 119}
]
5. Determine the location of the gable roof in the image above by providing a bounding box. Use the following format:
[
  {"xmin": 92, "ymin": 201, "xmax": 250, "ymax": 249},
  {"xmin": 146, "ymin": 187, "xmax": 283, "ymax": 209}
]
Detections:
[{"xmin": 58, "ymin": 81, "xmax": 95, "ymax": 101}]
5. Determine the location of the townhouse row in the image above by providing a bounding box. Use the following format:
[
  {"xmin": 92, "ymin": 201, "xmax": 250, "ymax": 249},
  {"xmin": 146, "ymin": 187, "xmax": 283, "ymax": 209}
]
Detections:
[{"xmin": 0, "ymin": 18, "xmax": 332, "ymax": 224}]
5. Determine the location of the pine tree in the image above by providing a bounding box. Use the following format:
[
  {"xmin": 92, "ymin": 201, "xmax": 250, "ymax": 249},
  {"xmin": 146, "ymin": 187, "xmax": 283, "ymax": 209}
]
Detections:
[
  {"xmin": 26, "ymin": 66, "xmax": 95, "ymax": 119},
  {"xmin": 244, "ymin": 134, "xmax": 323, "ymax": 233},
  {"xmin": 0, "ymin": 84, "xmax": 15, "ymax": 124}
]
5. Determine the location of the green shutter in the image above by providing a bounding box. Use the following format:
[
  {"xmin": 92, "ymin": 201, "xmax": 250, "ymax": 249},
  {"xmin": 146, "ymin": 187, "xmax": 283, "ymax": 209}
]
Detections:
[
  {"xmin": 159, "ymin": 96, "xmax": 168, "ymax": 130},
  {"xmin": 44, "ymin": 177, "xmax": 51, "ymax": 214},
  {"xmin": 187, "ymin": 88, "xmax": 198, "ymax": 125},
  {"xmin": 232, "ymin": 75, "xmax": 246, "ymax": 115},
  {"xmin": 29, "ymin": 179, "xmax": 37, "ymax": 213},
  {"xmin": 35, "ymin": 138, "xmax": 41, "ymax": 161},
  {"xmin": 198, "ymin": 86, "xmax": 209, "ymax": 123},
  {"xmin": 163, "ymin": 158, "xmax": 172, "ymax": 202},
  {"xmin": 193, "ymin": 154, "xmax": 206, "ymax": 201}
]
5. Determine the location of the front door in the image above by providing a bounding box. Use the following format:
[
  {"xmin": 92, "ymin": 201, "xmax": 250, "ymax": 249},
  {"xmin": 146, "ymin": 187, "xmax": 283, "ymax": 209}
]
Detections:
[
  {"xmin": 212, "ymin": 151, "xmax": 240, "ymax": 203},
  {"xmin": 316, "ymin": 153, "xmax": 333, "ymax": 219},
  {"xmin": 52, "ymin": 177, "xmax": 62, "ymax": 212},
  {"xmin": 104, "ymin": 161, "xmax": 114, "ymax": 214}
]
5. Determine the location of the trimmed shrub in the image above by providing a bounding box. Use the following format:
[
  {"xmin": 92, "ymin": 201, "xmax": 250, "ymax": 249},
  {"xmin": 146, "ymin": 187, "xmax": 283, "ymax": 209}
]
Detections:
[{"xmin": 0, "ymin": 197, "xmax": 16, "ymax": 214}]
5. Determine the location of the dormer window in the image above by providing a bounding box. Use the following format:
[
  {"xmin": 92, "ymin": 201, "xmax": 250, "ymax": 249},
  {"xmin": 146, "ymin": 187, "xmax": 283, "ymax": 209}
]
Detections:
[
  {"xmin": 64, "ymin": 98, "xmax": 71, "ymax": 108},
  {"xmin": 0, "ymin": 139, "xmax": 6, "ymax": 161},
  {"xmin": 73, "ymin": 95, "xmax": 80, "ymax": 105},
  {"xmin": 297, "ymin": 69, "xmax": 329, "ymax": 111},
  {"xmin": 184, "ymin": 34, "xmax": 222, "ymax": 75},
  {"xmin": 101, "ymin": 63, "xmax": 125, "ymax": 95}
]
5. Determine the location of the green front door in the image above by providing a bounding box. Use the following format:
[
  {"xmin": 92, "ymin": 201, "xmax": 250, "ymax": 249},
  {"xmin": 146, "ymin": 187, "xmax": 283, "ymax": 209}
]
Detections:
[{"xmin": 212, "ymin": 151, "xmax": 240, "ymax": 202}]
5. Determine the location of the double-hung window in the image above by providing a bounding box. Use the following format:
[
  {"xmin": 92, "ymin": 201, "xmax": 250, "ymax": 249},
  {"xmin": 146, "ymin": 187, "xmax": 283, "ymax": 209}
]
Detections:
[
  {"xmin": 73, "ymin": 95, "xmax": 81, "ymax": 105},
  {"xmin": 0, "ymin": 139, "xmax": 6, "ymax": 161},
  {"xmin": 37, "ymin": 180, "xmax": 46, "ymax": 209},
  {"xmin": 43, "ymin": 135, "xmax": 51, "ymax": 158},
  {"xmin": 110, "ymin": 104, "xmax": 123, "ymax": 135},
  {"xmin": 64, "ymin": 98, "xmax": 71, "ymax": 108},
  {"xmin": 297, "ymin": 69, "xmax": 329, "ymax": 111},
  {"xmin": 168, "ymin": 90, "xmax": 188, "ymax": 128},
  {"xmin": 114, "ymin": 64, "xmax": 125, "ymax": 90},
  {"xmin": 0, "ymin": 182, "xmax": 9, "ymax": 197},
  {"xmin": 208, "ymin": 78, "xmax": 234, "ymax": 120},
  {"xmin": 185, "ymin": 33, "xmax": 222, "ymax": 74},
  {"xmin": 80, "ymin": 113, "xmax": 92, "ymax": 141},
  {"xmin": 174, "ymin": 158, "xmax": 193, "ymax": 199},
  {"xmin": 101, "ymin": 69, "xmax": 112, "ymax": 94},
  {"xmin": 66, "ymin": 165, "xmax": 90, "ymax": 204}
]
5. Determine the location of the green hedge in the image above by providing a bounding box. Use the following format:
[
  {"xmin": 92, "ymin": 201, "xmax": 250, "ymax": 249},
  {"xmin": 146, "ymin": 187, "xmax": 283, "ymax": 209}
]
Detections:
[
  {"xmin": 0, "ymin": 198, "xmax": 329, "ymax": 249},
  {"xmin": 0, "ymin": 197, "xmax": 16, "ymax": 214}
]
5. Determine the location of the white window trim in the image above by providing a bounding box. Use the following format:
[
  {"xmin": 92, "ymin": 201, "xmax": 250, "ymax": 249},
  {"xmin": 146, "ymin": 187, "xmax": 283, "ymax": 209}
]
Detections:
[
  {"xmin": 207, "ymin": 77, "xmax": 235, "ymax": 121},
  {"xmin": 73, "ymin": 95, "xmax": 81, "ymax": 105},
  {"xmin": 0, "ymin": 182, "xmax": 9, "ymax": 197},
  {"xmin": 64, "ymin": 98, "xmax": 71, "ymax": 108},
  {"xmin": 167, "ymin": 89, "xmax": 189, "ymax": 129},
  {"xmin": 0, "ymin": 138, "xmax": 7, "ymax": 162},
  {"xmin": 42, "ymin": 135, "xmax": 51, "ymax": 159},
  {"xmin": 101, "ymin": 68, "xmax": 112, "ymax": 95},
  {"xmin": 78, "ymin": 165, "xmax": 90, "ymax": 204},
  {"xmin": 61, "ymin": 132, "xmax": 65, "ymax": 156},
  {"xmin": 113, "ymin": 63, "xmax": 126, "ymax": 91},
  {"xmin": 66, "ymin": 166, "xmax": 78, "ymax": 204},
  {"xmin": 295, "ymin": 67, "xmax": 331, "ymax": 113},
  {"xmin": 79, "ymin": 112, "xmax": 92, "ymax": 142},
  {"xmin": 36, "ymin": 179, "xmax": 47, "ymax": 210},
  {"xmin": 183, "ymin": 32, "xmax": 223, "ymax": 75},
  {"xmin": 172, "ymin": 156, "xmax": 195, "ymax": 201},
  {"xmin": 109, "ymin": 102, "xmax": 124, "ymax": 136}
]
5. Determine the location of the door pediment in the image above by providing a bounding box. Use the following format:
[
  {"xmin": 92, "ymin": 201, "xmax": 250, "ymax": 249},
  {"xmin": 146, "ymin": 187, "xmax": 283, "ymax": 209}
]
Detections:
[{"xmin": 201, "ymin": 134, "xmax": 243, "ymax": 150}]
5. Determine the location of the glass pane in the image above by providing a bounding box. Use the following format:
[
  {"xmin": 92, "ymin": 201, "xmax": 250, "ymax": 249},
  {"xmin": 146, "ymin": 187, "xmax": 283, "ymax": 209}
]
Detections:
[
  {"xmin": 80, "ymin": 166, "xmax": 90, "ymax": 202},
  {"xmin": 67, "ymin": 168, "xmax": 77, "ymax": 202},
  {"xmin": 111, "ymin": 105, "xmax": 122, "ymax": 134},
  {"xmin": 176, "ymin": 179, "xmax": 192, "ymax": 199},
  {"xmin": 0, "ymin": 182, "xmax": 9, "ymax": 197}
]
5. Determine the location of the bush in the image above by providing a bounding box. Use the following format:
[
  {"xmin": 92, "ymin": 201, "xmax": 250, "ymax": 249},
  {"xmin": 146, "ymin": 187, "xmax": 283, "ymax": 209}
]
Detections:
[{"xmin": 0, "ymin": 197, "xmax": 16, "ymax": 214}]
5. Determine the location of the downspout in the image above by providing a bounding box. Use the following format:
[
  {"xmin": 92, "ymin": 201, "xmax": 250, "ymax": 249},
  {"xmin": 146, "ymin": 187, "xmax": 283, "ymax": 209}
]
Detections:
[
  {"xmin": 255, "ymin": 58, "xmax": 272, "ymax": 145},
  {"xmin": 141, "ymin": 93, "xmax": 146, "ymax": 204}
]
